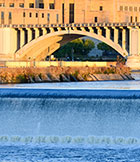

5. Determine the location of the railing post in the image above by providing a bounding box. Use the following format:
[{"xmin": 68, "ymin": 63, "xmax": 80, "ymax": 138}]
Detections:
[{"xmin": 26, "ymin": 28, "xmax": 32, "ymax": 42}]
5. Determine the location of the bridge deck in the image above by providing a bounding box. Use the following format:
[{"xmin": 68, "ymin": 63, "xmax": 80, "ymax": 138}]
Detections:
[{"xmin": 0, "ymin": 22, "xmax": 140, "ymax": 28}]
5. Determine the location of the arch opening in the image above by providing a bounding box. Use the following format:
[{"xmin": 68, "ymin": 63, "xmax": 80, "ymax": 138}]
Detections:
[
  {"xmin": 52, "ymin": 37, "xmax": 125, "ymax": 62},
  {"xmin": 15, "ymin": 30, "xmax": 128, "ymax": 61}
]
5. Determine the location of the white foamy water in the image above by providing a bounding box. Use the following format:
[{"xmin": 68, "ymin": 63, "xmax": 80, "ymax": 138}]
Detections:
[
  {"xmin": 0, "ymin": 80, "xmax": 140, "ymax": 90},
  {"xmin": 0, "ymin": 135, "xmax": 139, "ymax": 146},
  {"xmin": 0, "ymin": 81, "xmax": 140, "ymax": 161}
]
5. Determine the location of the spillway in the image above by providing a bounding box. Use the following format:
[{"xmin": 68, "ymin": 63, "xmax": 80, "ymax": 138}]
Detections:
[
  {"xmin": 0, "ymin": 88, "xmax": 140, "ymax": 161},
  {"xmin": 0, "ymin": 89, "xmax": 140, "ymax": 143}
]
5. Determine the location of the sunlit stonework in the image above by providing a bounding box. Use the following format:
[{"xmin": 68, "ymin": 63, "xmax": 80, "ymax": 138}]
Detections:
[{"xmin": 0, "ymin": 0, "xmax": 140, "ymax": 69}]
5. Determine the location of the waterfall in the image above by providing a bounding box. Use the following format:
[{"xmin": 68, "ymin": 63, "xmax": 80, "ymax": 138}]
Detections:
[{"xmin": 0, "ymin": 89, "xmax": 140, "ymax": 146}]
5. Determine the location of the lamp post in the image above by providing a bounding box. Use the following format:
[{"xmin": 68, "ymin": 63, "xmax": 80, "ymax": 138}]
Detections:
[{"xmin": 71, "ymin": 48, "xmax": 74, "ymax": 61}]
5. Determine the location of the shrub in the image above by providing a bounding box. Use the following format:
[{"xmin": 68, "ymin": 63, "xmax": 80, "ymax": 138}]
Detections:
[{"xmin": 16, "ymin": 74, "xmax": 28, "ymax": 83}]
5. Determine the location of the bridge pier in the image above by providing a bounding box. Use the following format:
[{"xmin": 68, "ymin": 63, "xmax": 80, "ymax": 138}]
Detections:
[
  {"xmin": 0, "ymin": 28, "xmax": 17, "ymax": 60},
  {"xmin": 126, "ymin": 28, "xmax": 140, "ymax": 70}
]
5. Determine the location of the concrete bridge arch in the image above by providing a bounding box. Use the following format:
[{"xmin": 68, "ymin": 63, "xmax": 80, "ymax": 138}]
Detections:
[{"xmin": 15, "ymin": 27, "xmax": 128, "ymax": 61}]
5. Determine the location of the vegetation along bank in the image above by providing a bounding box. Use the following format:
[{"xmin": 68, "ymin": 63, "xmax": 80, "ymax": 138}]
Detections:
[{"xmin": 0, "ymin": 65, "xmax": 133, "ymax": 84}]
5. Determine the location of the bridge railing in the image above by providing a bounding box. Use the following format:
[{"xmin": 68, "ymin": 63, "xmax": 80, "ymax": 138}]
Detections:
[{"xmin": 0, "ymin": 22, "xmax": 139, "ymax": 28}]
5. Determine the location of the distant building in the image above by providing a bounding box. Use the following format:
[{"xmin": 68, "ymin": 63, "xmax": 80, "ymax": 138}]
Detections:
[
  {"xmin": 88, "ymin": 39, "xmax": 103, "ymax": 57},
  {"xmin": 0, "ymin": 0, "xmax": 140, "ymax": 25}
]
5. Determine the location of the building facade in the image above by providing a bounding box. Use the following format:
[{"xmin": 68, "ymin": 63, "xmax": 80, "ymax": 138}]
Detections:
[{"xmin": 0, "ymin": 0, "xmax": 140, "ymax": 25}]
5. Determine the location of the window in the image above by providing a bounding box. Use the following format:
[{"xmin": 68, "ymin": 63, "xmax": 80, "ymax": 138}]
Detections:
[
  {"xmin": 29, "ymin": 12, "xmax": 32, "ymax": 17},
  {"xmin": 49, "ymin": 3, "xmax": 55, "ymax": 9},
  {"xmin": 62, "ymin": 3, "xmax": 64, "ymax": 23},
  {"xmin": 1, "ymin": 11, "xmax": 4, "ymax": 24},
  {"xmin": 39, "ymin": 3, "xmax": 44, "ymax": 9},
  {"xmin": 42, "ymin": 13, "xmax": 44, "ymax": 18},
  {"xmin": 1, "ymin": 11, "xmax": 4, "ymax": 19},
  {"xmin": 130, "ymin": 16, "xmax": 133, "ymax": 22},
  {"xmin": 9, "ymin": 12, "xmax": 12, "ymax": 24},
  {"xmin": 36, "ymin": 13, "xmax": 38, "ymax": 18},
  {"xmin": 47, "ymin": 13, "xmax": 50, "ymax": 23},
  {"xmin": 69, "ymin": 3, "xmax": 74, "ymax": 23},
  {"xmin": 56, "ymin": 14, "xmax": 59, "ymax": 23},
  {"xmin": 135, "ymin": 16, "xmax": 138, "ymax": 22},
  {"xmin": 19, "ymin": 3, "xmax": 24, "ymax": 8},
  {"xmin": 29, "ymin": 3, "xmax": 34, "ymax": 8},
  {"xmin": 23, "ymin": 12, "xmax": 25, "ymax": 17},
  {"xmin": 100, "ymin": 6, "xmax": 103, "ymax": 11},
  {"xmin": 9, "ymin": 12, "xmax": 12, "ymax": 19},
  {"xmin": 124, "ymin": 6, "xmax": 128, "ymax": 11},
  {"xmin": 0, "ymin": 3, "xmax": 5, "ymax": 7},
  {"xmin": 9, "ymin": 3, "xmax": 14, "ymax": 7},
  {"xmin": 120, "ymin": 6, "xmax": 123, "ymax": 11},
  {"xmin": 129, "ymin": 6, "xmax": 133, "ymax": 11},
  {"xmin": 134, "ymin": 7, "xmax": 137, "ymax": 12},
  {"xmin": 95, "ymin": 17, "xmax": 98, "ymax": 22}
]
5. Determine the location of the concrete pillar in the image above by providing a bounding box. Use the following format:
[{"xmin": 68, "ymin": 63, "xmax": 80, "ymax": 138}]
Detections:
[
  {"xmin": 81, "ymin": 27, "xmax": 86, "ymax": 31},
  {"xmin": 50, "ymin": 27, "xmax": 54, "ymax": 33},
  {"xmin": 88, "ymin": 27, "xmax": 94, "ymax": 33},
  {"xmin": 42, "ymin": 28, "xmax": 47, "ymax": 35},
  {"xmin": 0, "ymin": 28, "xmax": 18, "ymax": 60},
  {"xmin": 57, "ymin": 27, "xmax": 62, "ymax": 32},
  {"xmin": 138, "ymin": 28, "xmax": 140, "ymax": 55},
  {"xmin": 121, "ymin": 28, "xmax": 126, "ymax": 50},
  {"xmin": 105, "ymin": 27, "xmax": 110, "ymax": 39},
  {"xmin": 129, "ymin": 28, "xmax": 139, "ymax": 56},
  {"xmin": 73, "ymin": 27, "xmax": 77, "ymax": 31},
  {"xmin": 126, "ymin": 28, "xmax": 140, "ymax": 70},
  {"xmin": 34, "ymin": 28, "xmax": 40, "ymax": 39},
  {"xmin": 96, "ymin": 27, "xmax": 102, "ymax": 35},
  {"xmin": 113, "ymin": 27, "xmax": 119, "ymax": 44},
  {"xmin": 10, "ymin": 28, "xmax": 18, "ymax": 54},
  {"xmin": 26, "ymin": 28, "xmax": 32, "ymax": 42},
  {"xmin": 19, "ymin": 28, "xmax": 25, "ymax": 48},
  {"xmin": 128, "ymin": 27, "xmax": 132, "ymax": 56}
]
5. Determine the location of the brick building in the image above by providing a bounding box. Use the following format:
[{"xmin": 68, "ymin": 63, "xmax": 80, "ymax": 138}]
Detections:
[{"xmin": 0, "ymin": 0, "xmax": 140, "ymax": 25}]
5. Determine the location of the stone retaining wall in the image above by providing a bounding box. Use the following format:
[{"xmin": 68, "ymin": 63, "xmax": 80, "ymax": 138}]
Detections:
[{"xmin": 0, "ymin": 66, "xmax": 133, "ymax": 84}]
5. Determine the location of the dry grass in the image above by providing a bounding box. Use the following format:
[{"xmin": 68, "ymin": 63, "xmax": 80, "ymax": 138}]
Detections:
[{"xmin": 0, "ymin": 65, "xmax": 131, "ymax": 83}]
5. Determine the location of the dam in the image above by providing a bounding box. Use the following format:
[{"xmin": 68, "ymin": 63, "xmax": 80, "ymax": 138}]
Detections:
[{"xmin": 0, "ymin": 81, "xmax": 140, "ymax": 161}]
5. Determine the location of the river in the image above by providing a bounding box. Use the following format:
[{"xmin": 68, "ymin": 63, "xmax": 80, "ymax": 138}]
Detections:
[{"xmin": 0, "ymin": 80, "xmax": 140, "ymax": 162}]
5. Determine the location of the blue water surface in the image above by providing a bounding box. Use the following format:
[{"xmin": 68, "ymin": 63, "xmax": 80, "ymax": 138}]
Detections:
[{"xmin": 0, "ymin": 81, "xmax": 140, "ymax": 162}]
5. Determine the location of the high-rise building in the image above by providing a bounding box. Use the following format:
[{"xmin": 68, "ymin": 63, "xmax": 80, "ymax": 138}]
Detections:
[{"xmin": 0, "ymin": 0, "xmax": 140, "ymax": 25}]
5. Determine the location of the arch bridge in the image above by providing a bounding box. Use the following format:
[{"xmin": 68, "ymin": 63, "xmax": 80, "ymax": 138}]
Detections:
[{"xmin": 0, "ymin": 22, "xmax": 140, "ymax": 64}]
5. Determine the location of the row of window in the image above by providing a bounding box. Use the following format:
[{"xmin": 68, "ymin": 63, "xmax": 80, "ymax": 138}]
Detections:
[
  {"xmin": 0, "ymin": 3, "xmax": 103, "ymax": 12},
  {"xmin": 94, "ymin": 16, "xmax": 138, "ymax": 23},
  {"xmin": 23, "ymin": 12, "xmax": 51, "ymax": 19},
  {"xmin": 120, "ymin": 6, "xmax": 140, "ymax": 12},
  {"xmin": 0, "ymin": 3, "xmax": 55, "ymax": 9},
  {"xmin": 1, "ymin": 11, "xmax": 59, "ymax": 23},
  {"xmin": 130, "ymin": 16, "xmax": 138, "ymax": 22}
]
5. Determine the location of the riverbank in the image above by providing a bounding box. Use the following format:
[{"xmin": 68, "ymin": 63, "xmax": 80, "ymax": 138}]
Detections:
[{"xmin": 0, "ymin": 66, "xmax": 133, "ymax": 84}]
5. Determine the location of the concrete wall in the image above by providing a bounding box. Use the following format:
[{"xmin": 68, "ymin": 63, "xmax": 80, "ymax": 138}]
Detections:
[{"xmin": 5, "ymin": 61, "xmax": 117, "ymax": 68}]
